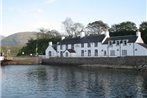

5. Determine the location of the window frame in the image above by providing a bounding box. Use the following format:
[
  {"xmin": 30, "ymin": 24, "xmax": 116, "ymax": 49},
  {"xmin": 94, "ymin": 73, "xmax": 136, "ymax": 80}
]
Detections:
[
  {"xmin": 95, "ymin": 49, "xmax": 98, "ymax": 56},
  {"xmin": 88, "ymin": 50, "xmax": 91, "ymax": 56},
  {"xmin": 81, "ymin": 50, "xmax": 84, "ymax": 56}
]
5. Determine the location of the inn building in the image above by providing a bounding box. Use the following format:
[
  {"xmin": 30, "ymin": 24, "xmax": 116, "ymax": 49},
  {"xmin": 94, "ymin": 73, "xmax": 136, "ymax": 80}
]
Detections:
[{"xmin": 45, "ymin": 31, "xmax": 147, "ymax": 58}]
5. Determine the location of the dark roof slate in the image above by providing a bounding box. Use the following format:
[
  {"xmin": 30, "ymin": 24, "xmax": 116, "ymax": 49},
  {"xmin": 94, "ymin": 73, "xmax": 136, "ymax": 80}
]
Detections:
[
  {"xmin": 138, "ymin": 43, "xmax": 147, "ymax": 49},
  {"xmin": 58, "ymin": 34, "xmax": 105, "ymax": 45},
  {"xmin": 103, "ymin": 35, "xmax": 137, "ymax": 44},
  {"xmin": 52, "ymin": 45, "xmax": 57, "ymax": 51},
  {"xmin": 67, "ymin": 49, "xmax": 76, "ymax": 53}
]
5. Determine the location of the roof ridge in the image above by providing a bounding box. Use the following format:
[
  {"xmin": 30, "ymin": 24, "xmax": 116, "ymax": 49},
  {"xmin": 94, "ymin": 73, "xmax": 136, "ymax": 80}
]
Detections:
[{"xmin": 110, "ymin": 35, "xmax": 136, "ymax": 38}]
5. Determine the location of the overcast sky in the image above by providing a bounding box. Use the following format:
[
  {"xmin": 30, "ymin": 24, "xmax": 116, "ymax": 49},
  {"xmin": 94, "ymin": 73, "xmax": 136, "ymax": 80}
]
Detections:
[{"xmin": 2, "ymin": 0, "xmax": 146, "ymax": 36}]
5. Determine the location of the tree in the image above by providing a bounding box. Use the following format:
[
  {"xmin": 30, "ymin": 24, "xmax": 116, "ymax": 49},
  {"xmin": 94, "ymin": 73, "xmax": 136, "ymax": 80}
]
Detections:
[
  {"xmin": 38, "ymin": 27, "xmax": 49, "ymax": 39},
  {"xmin": 139, "ymin": 21, "xmax": 147, "ymax": 44},
  {"xmin": 62, "ymin": 17, "xmax": 74, "ymax": 36},
  {"xmin": 109, "ymin": 21, "xmax": 137, "ymax": 36},
  {"xmin": 85, "ymin": 20, "xmax": 109, "ymax": 35},
  {"xmin": 72, "ymin": 23, "xmax": 84, "ymax": 37},
  {"xmin": 17, "ymin": 37, "xmax": 61, "ymax": 56},
  {"xmin": 47, "ymin": 30, "xmax": 61, "ymax": 37},
  {"xmin": 62, "ymin": 17, "xmax": 84, "ymax": 37}
]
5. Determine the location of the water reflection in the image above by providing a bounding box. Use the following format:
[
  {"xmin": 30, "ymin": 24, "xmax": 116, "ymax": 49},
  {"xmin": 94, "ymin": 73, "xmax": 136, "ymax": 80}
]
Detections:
[
  {"xmin": 0, "ymin": 65, "xmax": 2, "ymax": 97},
  {"xmin": 2, "ymin": 65, "xmax": 147, "ymax": 98}
]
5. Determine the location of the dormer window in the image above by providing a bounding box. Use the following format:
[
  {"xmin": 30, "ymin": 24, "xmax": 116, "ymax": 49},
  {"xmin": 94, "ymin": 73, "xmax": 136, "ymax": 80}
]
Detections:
[
  {"xmin": 60, "ymin": 45, "xmax": 62, "ymax": 50},
  {"xmin": 81, "ymin": 43, "xmax": 84, "ymax": 48},
  {"xmin": 108, "ymin": 41, "xmax": 113, "ymax": 46},
  {"xmin": 123, "ymin": 40, "xmax": 128, "ymax": 46},
  {"xmin": 71, "ymin": 44, "xmax": 74, "ymax": 49},
  {"xmin": 94, "ymin": 42, "xmax": 98, "ymax": 47},
  {"xmin": 116, "ymin": 40, "xmax": 120, "ymax": 46},
  {"xmin": 88, "ymin": 43, "xmax": 91, "ymax": 47},
  {"xmin": 66, "ymin": 44, "xmax": 68, "ymax": 49}
]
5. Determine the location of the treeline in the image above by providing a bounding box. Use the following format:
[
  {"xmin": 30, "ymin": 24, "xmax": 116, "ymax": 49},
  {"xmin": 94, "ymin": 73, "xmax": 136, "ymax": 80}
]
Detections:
[
  {"xmin": 62, "ymin": 18, "xmax": 147, "ymax": 43},
  {"xmin": 17, "ymin": 37, "xmax": 61, "ymax": 56}
]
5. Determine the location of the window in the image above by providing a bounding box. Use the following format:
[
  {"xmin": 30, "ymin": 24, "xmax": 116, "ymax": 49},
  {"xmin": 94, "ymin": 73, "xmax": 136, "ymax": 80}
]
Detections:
[
  {"xmin": 123, "ymin": 40, "xmax": 127, "ymax": 46},
  {"xmin": 71, "ymin": 44, "xmax": 74, "ymax": 49},
  {"xmin": 81, "ymin": 43, "xmax": 84, "ymax": 48},
  {"xmin": 94, "ymin": 43, "xmax": 98, "ymax": 47},
  {"xmin": 81, "ymin": 50, "xmax": 84, "ymax": 56},
  {"xmin": 49, "ymin": 51, "xmax": 52, "ymax": 57},
  {"xmin": 116, "ymin": 40, "xmax": 120, "ymax": 46},
  {"xmin": 122, "ymin": 50, "xmax": 127, "ymax": 56},
  {"xmin": 60, "ymin": 45, "xmax": 62, "ymax": 50},
  {"xmin": 95, "ymin": 50, "xmax": 98, "ymax": 56},
  {"xmin": 88, "ymin": 43, "xmax": 91, "ymax": 47},
  {"xmin": 60, "ymin": 51, "xmax": 63, "ymax": 57},
  {"xmin": 88, "ymin": 50, "xmax": 91, "ymax": 56},
  {"xmin": 66, "ymin": 52, "xmax": 68, "ymax": 57},
  {"xmin": 110, "ymin": 50, "xmax": 115, "ymax": 56},
  {"xmin": 104, "ymin": 51, "xmax": 106, "ymax": 56},
  {"xmin": 66, "ymin": 44, "xmax": 68, "ymax": 49},
  {"xmin": 108, "ymin": 41, "xmax": 113, "ymax": 46}
]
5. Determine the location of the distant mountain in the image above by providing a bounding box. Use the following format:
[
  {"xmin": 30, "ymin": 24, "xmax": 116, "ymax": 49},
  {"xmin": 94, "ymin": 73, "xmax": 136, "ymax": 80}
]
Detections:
[
  {"xmin": 0, "ymin": 35, "xmax": 5, "ymax": 40},
  {"xmin": 1, "ymin": 32, "xmax": 38, "ymax": 46},
  {"xmin": 0, "ymin": 35, "xmax": 5, "ymax": 46}
]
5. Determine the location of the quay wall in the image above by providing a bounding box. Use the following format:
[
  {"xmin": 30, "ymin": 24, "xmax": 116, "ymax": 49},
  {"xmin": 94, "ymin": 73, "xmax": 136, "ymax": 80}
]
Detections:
[
  {"xmin": 1, "ymin": 57, "xmax": 42, "ymax": 65},
  {"xmin": 42, "ymin": 56, "xmax": 147, "ymax": 69}
]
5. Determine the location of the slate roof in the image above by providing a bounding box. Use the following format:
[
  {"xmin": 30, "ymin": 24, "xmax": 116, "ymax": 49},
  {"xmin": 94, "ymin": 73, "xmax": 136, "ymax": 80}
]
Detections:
[
  {"xmin": 103, "ymin": 35, "xmax": 138, "ymax": 44},
  {"xmin": 52, "ymin": 45, "xmax": 57, "ymax": 51},
  {"xmin": 58, "ymin": 34, "xmax": 105, "ymax": 45},
  {"xmin": 138, "ymin": 43, "xmax": 147, "ymax": 49},
  {"xmin": 67, "ymin": 49, "xmax": 76, "ymax": 53}
]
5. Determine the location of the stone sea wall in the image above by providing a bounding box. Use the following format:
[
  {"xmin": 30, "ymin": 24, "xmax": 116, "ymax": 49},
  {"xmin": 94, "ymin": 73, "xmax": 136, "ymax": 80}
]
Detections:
[{"xmin": 42, "ymin": 56, "xmax": 147, "ymax": 69}]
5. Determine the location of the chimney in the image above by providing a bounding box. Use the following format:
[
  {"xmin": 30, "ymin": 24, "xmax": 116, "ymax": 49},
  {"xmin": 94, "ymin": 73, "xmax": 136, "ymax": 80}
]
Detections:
[
  {"xmin": 80, "ymin": 31, "xmax": 85, "ymax": 38},
  {"xmin": 61, "ymin": 36, "xmax": 65, "ymax": 40},
  {"xmin": 105, "ymin": 30, "xmax": 110, "ymax": 37},
  {"xmin": 49, "ymin": 42, "xmax": 52, "ymax": 46},
  {"xmin": 136, "ymin": 30, "xmax": 141, "ymax": 37}
]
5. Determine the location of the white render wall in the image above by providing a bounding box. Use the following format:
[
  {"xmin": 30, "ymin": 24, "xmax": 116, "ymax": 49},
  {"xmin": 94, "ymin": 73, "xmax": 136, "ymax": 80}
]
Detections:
[
  {"xmin": 57, "ymin": 42, "xmax": 108, "ymax": 57},
  {"xmin": 46, "ymin": 42, "xmax": 147, "ymax": 58},
  {"xmin": 56, "ymin": 42, "xmax": 147, "ymax": 58},
  {"xmin": 108, "ymin": 43, "xmax": 134, "ymax": 57},
  {"xmin": 108, "ymin": 43, "xmax": 147, "ymax": 57},
  {"xmin": 45, "ymin": 46, "xmax": 57, "ymax": 58},
  {"xmin": 134, "ymin": 44, "xmax": 147, "ymax": 56}
]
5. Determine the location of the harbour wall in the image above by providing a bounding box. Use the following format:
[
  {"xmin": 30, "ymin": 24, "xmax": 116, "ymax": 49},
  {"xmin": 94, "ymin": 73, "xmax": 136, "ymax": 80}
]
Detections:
[
  {"xmin": 1, "ymin": 57, "xmax": 42, "ymax": 65},
  {"xmin": 42, "ymin": 56, "xmax": 147, "ymax": 69}
]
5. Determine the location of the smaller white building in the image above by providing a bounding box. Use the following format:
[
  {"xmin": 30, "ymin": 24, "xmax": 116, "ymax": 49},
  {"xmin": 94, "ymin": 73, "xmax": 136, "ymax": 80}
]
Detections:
[{"xmin": 45, "ymin": 31, "xmax": 147, "ymax": 58}]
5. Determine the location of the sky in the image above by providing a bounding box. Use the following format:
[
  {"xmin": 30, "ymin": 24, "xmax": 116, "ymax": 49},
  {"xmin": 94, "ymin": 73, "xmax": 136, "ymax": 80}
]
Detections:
[{"xmin": 1, "ymin": 0, "xmax": 147, "ymax": 36}]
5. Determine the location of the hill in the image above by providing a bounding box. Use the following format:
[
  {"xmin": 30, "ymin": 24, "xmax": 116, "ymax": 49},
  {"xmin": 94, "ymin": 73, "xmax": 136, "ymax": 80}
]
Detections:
[
  {"xmin": 1, "ymin": 32, "xmax": 38, "ymax": 46},
  {"xmin": 0, "ymin": 35, "xmax": 5, "ymax": 41},
  {"xmin": 0, "ymin": 35, "xmax": 5, "ymax": 46}
]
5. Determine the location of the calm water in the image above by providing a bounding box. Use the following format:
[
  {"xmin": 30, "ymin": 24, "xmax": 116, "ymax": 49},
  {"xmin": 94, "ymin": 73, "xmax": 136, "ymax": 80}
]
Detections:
[{"xmin": 1, "ymin": 65, "xmax": 147, "ymax": 98}]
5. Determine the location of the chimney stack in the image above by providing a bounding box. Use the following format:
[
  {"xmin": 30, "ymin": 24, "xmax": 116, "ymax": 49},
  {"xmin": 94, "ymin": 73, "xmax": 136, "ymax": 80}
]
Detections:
[
  {"xmin": 61, "ymin": 36, "xmax": 65, "ymax": 40},
  {"xmin": 105, "ymin": 30, "xmax": 110, "ymax": 37},
  {"xmin": 136, "ymin": 30, "xmax": 141, "ymax": 37},
  {"xmin": 49, "ymin": 42, "xmax": 52, "ymax": 46},
  {"xmin": 80, "ymin": 31, "xmax": 85, "ymax": 38}
]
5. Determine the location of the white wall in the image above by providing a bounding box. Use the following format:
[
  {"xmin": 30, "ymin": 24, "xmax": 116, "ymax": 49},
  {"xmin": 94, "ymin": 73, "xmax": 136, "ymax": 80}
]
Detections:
[
  {"xmin": 48, "ymin": 39, "xmax": 147, "ymax": 58},
  {"xmin": 45, "ymin": 46, "xmax": 57, "ymax": 58},
  {"xmin": 134, "ymin": 44, "xmax": 147, "ymax": 56},
  {"xmin": 56, "ymin": 35, "xmax": 109, "ymax": 57}
]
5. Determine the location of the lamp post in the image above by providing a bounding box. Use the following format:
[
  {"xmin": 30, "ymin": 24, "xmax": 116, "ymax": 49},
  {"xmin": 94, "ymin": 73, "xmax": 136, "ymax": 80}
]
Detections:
[{"xmin": 36, "ymin": 32, "xmax": 39, "ymax": 56}]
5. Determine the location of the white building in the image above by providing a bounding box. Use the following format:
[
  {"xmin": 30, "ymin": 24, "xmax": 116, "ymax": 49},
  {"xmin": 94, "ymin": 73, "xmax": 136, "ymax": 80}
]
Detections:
[{"xmin": 45, "ymin": 31, "xmax": 147, "ymax": 58}]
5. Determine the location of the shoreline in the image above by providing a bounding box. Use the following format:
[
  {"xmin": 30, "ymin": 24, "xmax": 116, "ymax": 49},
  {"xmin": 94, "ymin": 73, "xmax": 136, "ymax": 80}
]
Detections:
[
  {"xmin": 1, "ymin": 57, "xmax": 42, "ymax": 65},
  {"xmin": 1, "ymin": 56, "xmax": 147, "ymax": 70},
  {"xmin": 42, "ymin": 56, "xmax": 147, "ymax": 70}
]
